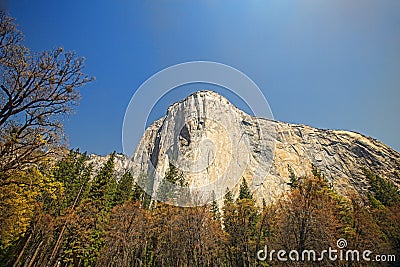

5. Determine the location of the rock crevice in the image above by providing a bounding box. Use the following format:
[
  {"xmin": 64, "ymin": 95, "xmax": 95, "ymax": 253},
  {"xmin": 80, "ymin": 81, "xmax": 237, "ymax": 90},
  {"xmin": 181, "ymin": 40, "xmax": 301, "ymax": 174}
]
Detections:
[{"xmin": 125, "ymin": 91, "xmax": 400, "ymax": 204}]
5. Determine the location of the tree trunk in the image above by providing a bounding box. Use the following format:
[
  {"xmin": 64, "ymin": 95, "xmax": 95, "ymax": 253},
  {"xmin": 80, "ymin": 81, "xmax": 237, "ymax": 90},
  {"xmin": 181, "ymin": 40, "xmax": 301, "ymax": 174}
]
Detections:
[{"xmin": 13, "ymin": 231, "xmax": 33, "ymax": 267}]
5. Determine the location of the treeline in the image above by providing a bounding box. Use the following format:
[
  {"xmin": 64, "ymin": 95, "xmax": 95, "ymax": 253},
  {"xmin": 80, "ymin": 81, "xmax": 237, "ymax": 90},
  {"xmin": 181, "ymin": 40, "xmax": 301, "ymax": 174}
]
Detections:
[{"xmin": 1, "ymin": 151, "xmax": 399, "ymax": 266}]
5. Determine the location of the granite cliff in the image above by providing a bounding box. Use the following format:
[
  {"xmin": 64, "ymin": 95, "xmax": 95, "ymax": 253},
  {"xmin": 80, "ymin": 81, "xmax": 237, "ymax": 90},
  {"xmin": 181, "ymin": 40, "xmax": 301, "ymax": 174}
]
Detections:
[{"xmin": 111, "ymin": 91, "xmax": 400, "ymax": 205}]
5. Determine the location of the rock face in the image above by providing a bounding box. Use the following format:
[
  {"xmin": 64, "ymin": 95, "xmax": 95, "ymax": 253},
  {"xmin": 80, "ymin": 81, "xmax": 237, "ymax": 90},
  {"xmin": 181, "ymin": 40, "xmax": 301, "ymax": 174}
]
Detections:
[
  {"xmin": 88, "ymin": 153, "xmax": 131, "ymax": 179},
  {"xmin": 128, "ymin": 91, "xmax": 400, "ymax": 206}
]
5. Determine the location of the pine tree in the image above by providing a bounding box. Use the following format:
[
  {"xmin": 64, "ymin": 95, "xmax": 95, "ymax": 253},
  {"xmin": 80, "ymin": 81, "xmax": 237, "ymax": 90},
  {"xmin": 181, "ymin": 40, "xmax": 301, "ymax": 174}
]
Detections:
[
  {"xmin": 223, "ymin": 184, "xmax": 259, "ymax": 266},
  {"xmin": 364, "ymin": 168, "xmax": 400, "ymax": 206},
  {"xmin": 114, "ymin": 171, "xmax": 134, "ymax": 205},
  {"xmin": 224, "ymin": 188, "xmax": 233, "ymax": 205},
  {"xmin": 238, "ymin": 178, "xmax": 252, "ymax": 200},
  {"xmin": 53, "ymin": 149, "xmax": 92, "ymax": 210},
  {"xmin": 88, "ymin": 152, "xmax": 117, "ymax": 210},
  {"xmin": 156, "ymin": 162, "xmax": 186, "ymax": 202},
  {"xmin": 210, "ymin": 191, "xmax": 221, "ymax": 221},
  {"xmin": 312, "ymin": 163, "xmax": 323, "ymax": 178},
  {"xmin": 46, "ymin": 150, "xmax": 92, "ymax": 265},
  {"xmin": 60, "ymin": 153, "xmax": 117, "ymax": 266}
]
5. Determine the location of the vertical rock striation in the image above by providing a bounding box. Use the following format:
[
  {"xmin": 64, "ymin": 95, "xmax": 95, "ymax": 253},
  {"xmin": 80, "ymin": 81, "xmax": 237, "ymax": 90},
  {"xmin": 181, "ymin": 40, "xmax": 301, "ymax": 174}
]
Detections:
[{"xmin": 125, "ymin": 91, "xmax": 400, "ymax": 205}]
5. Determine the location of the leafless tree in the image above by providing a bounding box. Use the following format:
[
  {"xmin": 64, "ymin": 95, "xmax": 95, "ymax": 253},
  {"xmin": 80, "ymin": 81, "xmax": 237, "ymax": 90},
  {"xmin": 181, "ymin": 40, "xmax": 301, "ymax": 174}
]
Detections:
[{"xmin": 0, "ymin": 12, "xmax": 93, "ymax": 177}]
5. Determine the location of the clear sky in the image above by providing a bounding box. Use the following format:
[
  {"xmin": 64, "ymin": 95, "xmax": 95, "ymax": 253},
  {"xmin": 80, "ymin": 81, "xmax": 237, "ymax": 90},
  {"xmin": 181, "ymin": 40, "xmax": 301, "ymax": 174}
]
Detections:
[{"xmin": 6, "ymin": 0, "xmax": 400, "ymax": 154}]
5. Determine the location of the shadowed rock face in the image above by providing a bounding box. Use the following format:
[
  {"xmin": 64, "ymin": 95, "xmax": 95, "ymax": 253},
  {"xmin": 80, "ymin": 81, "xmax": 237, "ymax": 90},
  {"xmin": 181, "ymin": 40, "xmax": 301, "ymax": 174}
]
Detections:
[{"xmin": 124, "ymin": 91, "xmax": 400, "ymax": 205}]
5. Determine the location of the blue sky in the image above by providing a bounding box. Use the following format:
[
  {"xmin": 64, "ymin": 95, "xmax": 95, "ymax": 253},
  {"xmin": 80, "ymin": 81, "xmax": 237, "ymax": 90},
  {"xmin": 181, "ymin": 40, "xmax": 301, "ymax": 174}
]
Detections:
[{"xmin": 7, "ymin": 0, "xmax": 400, "ymax": 154}]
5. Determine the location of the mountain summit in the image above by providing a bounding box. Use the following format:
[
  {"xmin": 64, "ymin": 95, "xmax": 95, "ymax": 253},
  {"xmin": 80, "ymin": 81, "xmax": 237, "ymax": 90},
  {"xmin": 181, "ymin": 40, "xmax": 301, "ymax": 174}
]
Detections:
[{"xmin": 130, "ymin": 90, "xmax": 400, "ymax": 206}]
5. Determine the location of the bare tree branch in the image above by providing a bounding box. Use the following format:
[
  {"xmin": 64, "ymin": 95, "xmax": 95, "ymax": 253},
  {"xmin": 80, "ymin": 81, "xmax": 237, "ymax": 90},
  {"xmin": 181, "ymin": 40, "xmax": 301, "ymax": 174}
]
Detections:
[{"xmin": 0, "ymin": 12, "xmax": 94, "ymax": 175}]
